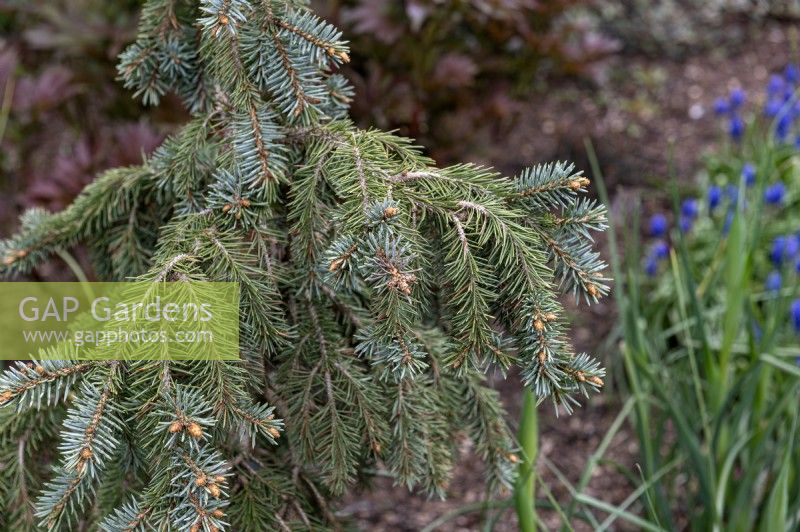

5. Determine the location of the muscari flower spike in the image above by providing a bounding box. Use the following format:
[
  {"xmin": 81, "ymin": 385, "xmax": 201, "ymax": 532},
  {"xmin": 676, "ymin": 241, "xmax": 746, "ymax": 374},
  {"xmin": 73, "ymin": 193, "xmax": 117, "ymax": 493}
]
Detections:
[
  {"xmin": 764, "ymin": 182, "xmax": 786, "ymax": 205},
  {"xmin": 792, "ymin": 299, "xmax": 800, "ymax": 333},
  {"xmin": 648, "ymin": 213, "xmax": 668, "ymax": 237},
  {"xmin": 644, "ymin": 255, "xmax": 658, "ymax": 277},
  {"xmin": 785, "ymin": 64, "xmax": 798, "ymax": 85},
  {"xmin": 786, "ymin": 235, "xmax": 799, "ymax": 258},
  {"xmin": 681, "ymin": 198, "xmax": 699, "ymax": 219},
  {"xmin": 771, "ymin": 236, "xmax": 786, "ymax": 265},
  {"xmin": 653, "ymin": 240, "xmax": 669, "ymax": 259},
  {"xmin": 765, "ymin": 99, "xmax": 782, "ymax": 118},
  {"xmin": 729, "ymin": 88, "xmax": 746, "ymax": 109},
  {"xmin": 729, "ymin": 114, "xmax": 744, "ymax": 141},
  {"xmin": 713, "ymin": 97, "xmax": 730, "ymax": 115},
  {"xmin": 768, "ymin": 74, "xmax": 784, "ymax": 96},
  {"xmin": 708, "ymin": 185, "xmax": 722, "ymax": 210}
]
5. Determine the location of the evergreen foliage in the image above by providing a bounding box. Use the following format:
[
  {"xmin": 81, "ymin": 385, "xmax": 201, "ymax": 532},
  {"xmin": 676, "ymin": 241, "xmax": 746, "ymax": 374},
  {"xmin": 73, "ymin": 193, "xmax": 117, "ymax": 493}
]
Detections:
[{"xmin": 0, "ymin": 1, "xmax": 608, "ymax": 529}]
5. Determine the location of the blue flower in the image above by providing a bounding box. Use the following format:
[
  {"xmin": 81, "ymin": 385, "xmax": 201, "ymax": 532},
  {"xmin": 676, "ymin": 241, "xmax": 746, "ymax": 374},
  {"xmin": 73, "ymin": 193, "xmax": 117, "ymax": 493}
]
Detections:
[
  {"xmin": 714, "ymin": 97, "xmax": 730, "ymax": 115},
  {"xmin": 653, "ymin": 240, "xmax": 669, "ymax": 259},
  {"xmin": 729, "ymin": 114, "xmax": 744, "ymax": 141},
  {"xmin": 679, "ymin": 216, "xmax": 693, "ymax": 233},
  {"xmin": 786, "ymin": 64, "xmax": 798, "ymax": 84},
  {"xmin": 768, "ymin": 74, "xmax": 785, "ymax": 95},
  {"xmin": 764, "ymin": 99, "xmax": 782, "ymax": 118},
  {"xmin": 776, "ymin": 114, "xmax": 792, "ymax": 142},
  {"xmin": 792, "ymin": 299, "xmax": 800, "ymax": 332},
  {"xmin": 681, "ymin": 198, "xmax": 699, "ymax": 219},
  {"xmin": 786, "ymin": 236, "xmax": 800, "ymax": 258},
  {"xmin": 764, "ymin": 182, "xmax": 786, "ymax": 205},
  {"xmin": 729, "ymin": 88, "xmax": 746, "ymax": 108},
  {"xmin": 648, "ymin": 214, "xmax": 668, "ymax": 237},
  {"xmin": 723, "ymin": 210, "xmax": 734, "ymax": 235},
  {"xmin": 766, "ymin": 271, "xmax": 782, "ymax": 292},
  {"xmin": 742, "ymin": 163, "xmax": 756, "ymax": 187},
  {"xmin": 796, "ymin": 257, "xmax": 800, "ymax": 274},
  {"xmin": 795, "ymin": 135, "xmax": 800, "ymax": 150},
  {"xmin": 771, "ymin": 236, "xmax": 786, "ymax": 265},
  {"xmin": 708, "ymin": 185, "xmax": 722, "ymax": 210},
  {"xmin": 644, "ymin": 255, "xmax": 658, "ymax": 277}
]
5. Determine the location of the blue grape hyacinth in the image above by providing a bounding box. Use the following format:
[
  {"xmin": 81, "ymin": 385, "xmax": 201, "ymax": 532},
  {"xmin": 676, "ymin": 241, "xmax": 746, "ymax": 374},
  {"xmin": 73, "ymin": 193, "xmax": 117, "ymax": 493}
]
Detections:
[
  {"xmin": 792, "ymin": 299, "xmax": 800, "ymax": 332},
  {"xmin": 729, "ymin": 115, "xmax": 745, "ymax": 141},
  {"xmin": 649, "ymin": 214, "xmax": 668, "ymax": 237},
  {"xmin": 729, "ymin": 88, "xmax": 746, "ymax": 108},
  {"xmin": 771, "ymin": 236, "xmax": 786, "ymax": 265},
  {"xmin": 708, "ymin": 185, "xmax": 722, "ymax": 210},
  {"xmin": 765, "ymin": 182, "xmax": 786, "ymax": 205}
]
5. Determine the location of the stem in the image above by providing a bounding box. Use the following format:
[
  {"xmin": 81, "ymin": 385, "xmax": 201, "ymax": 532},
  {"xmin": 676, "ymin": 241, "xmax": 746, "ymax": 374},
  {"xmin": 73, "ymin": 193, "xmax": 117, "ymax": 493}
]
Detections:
[{"xmin": 514, "ymin": 388, "xmax": 539, "ymax": 532}]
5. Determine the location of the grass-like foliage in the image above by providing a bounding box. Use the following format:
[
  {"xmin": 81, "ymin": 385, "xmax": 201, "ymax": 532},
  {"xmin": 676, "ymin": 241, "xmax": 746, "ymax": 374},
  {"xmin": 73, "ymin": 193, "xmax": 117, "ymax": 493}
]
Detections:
[
  {"xmin": 0, "ymin": 1, "xmax": 608, "ymax": 530},
  {"xmin": 614, "ymin": 68, "xmax": 800, "ymax": 530}
]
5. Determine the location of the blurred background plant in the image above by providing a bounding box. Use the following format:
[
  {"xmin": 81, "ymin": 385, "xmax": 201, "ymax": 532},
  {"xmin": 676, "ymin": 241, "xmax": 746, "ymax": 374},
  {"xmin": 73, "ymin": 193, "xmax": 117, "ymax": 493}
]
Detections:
[
  {"xmin": 610, "ymin": 64, "xmax": 800, "ymax": 529},
  {"xmin": 0, "ymin": 0, "xmax": 183, "ymax": 227},
  {"xmin": 589, "ymin": 0, "xmax": 800, "ymax": 58},
  {"xmin": 313, "ymin": 0, "xmax": 618, "ymax": 162}
]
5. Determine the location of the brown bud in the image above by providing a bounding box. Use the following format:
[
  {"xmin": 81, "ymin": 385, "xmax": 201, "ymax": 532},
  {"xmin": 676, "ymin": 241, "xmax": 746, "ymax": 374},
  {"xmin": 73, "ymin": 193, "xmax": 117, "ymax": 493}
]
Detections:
[
  {"xmin": 195, "ymin": 474, "xmax": 207, "ymax": 487},
  {"xmin": 15, "ymin": 249, "xmax": 27, "ymax": 258},
  {"xmin": 208, "ymin": 483, "xmax": 221, "ymax": 498},
  {"xmin": 328, "ymin": 258, "xmax": 344, "ymax": 272},
  {"xmin": 537, "ymin": 350, "xmax": 547, "ymax": 365},
  {"xmin": 569, "ymin": 180, "xmax": 583, "ymax": 190},
  {"xmin": 587, "ymin": 284, "xmax": 599, "ymax": 298},
  {"xmin": 168, "ymin": 420, "xmax": 183, "ymax": 433},
  {"xmin": 266, "ymin": 414, "xmax": 275, "ymax": 420},
  {"xmin": 212, "ymin": 509, "xmax": 225, "ymax": 518},
  {"xmin": 35, "ymin": 365, "xmax": 46, "ymax": 375},
  {"xmin": 210, "ymin": 526, "xmax": 219, "ymax": 532},
  {"xmin": 544, "ymin": 313, "xmax": 557, "ymax": 322},
  {"xmin": 80, "ymin": 447, "xmax": 93, "ymax": 460},
  {"xmin": 240, "ymin": 198, "xmax": 251, "ymax": 208},
  {"xmin": 575, "ymin": 371, "xmax": 586, "ymax": 382},
  {"xmin": 588, "ymin": 375, "xmax": 604, "ymax": 387},
  {"xmin": 267, "ymin": 426, "xmax": 281, "ymax": 439},
  {"xmin": 1, "ymin": 390, "xmax": 15, "ymax": 404},
  {"xmin": 218, "ymin": 14, "xmax": 229, "ymax": 25},
  {"xmin": 190, "ymin": 524, "xmax": 200, "ymax": 532},
  {"xmin": 383, "ymin": 206, "xmax": 399, "ymax": 218},
  {"xmin": 186, "ymin": 422, "xmax": 204, "ymax": 439},
  {"xmin": 507, "ymin": 453, "xmax": 519, "ymax": 463},
  {"xmin": 338, "ymin": 51, "xmax": 350, "ymax": 63},
  {"xmin": 533, "ymin": 319, "xmax": 544, "ymax": 332},
  {"xmin": 372, "ymin": 441, "xmax": 382, "ymax": 454},
  {"xmin": 234, "ymin": 211, "xmax": 242, "ymax": 220},
  {"xmin": 222, "ymin": 204, "xmax": 232, "ymax": 213},
  {"xmin": 3, "ymin": 255, "xmax": 16, "ymax": 266},
  {"xmin": 214, "ymin": 475, "xmax": 226, "ymax": 484}
]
